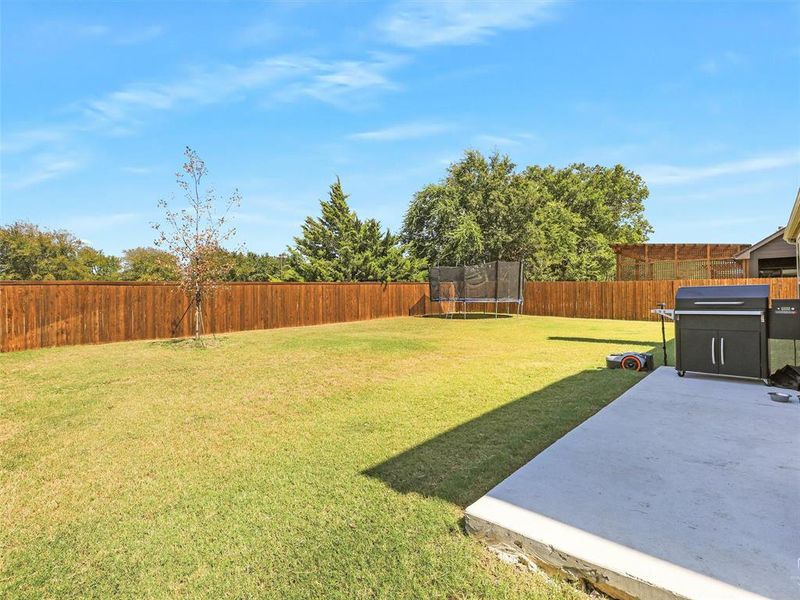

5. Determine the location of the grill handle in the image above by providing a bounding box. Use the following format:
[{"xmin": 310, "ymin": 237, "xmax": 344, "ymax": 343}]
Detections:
[
  {"xmin": 711, "ymin": 337, "xmax": 716, "ymax": 365},
  {"xmin": 693, "ymin": 301, "xmax": 745, "ymax": 305}
]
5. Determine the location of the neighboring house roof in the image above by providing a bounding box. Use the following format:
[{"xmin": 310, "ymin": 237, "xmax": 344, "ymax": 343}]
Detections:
[
  {"xmin": 734, "ymin": 227, "xmax": 789, "ymax": 259},
  {"xmin": 784, "ymin": 188, "xmax": 800, "ymax": 243}
]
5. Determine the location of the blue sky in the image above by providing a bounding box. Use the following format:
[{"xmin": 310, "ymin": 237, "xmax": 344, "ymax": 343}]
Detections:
[{"xmin": 2, "ymin": 0, "xmax": 799, "ymax": 255}]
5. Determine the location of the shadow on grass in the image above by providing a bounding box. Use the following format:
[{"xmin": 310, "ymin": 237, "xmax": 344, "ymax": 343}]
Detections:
[
  {"xmin": 421, "ymin": 313, "xmax": 515, "ymax": 320},
  {"xmin": 364, "ymin": 339, "xmax": 675, "ymax": 508},
  {"xmin": 548, "ymin": 336, "xmax": 661, "ymax": 346}
]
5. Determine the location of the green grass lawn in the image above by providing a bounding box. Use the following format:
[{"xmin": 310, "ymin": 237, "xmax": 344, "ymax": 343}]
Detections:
[{"xmin": 1, "ymin": 315, "xmax": 673, "ymax": 599}]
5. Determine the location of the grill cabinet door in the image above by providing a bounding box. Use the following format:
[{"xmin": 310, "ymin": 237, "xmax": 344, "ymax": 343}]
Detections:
[
  {"xmin": 718, "ymin": 330, "xmax": 761, "ymax": 378},
  {"xmin": 680, "ymin": 328, "xmax": 718, "ymax": 374}
]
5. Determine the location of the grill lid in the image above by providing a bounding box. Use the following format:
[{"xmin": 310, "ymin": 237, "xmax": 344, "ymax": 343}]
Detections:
[{"xmin": 675, "ymin": 284, "xmax": 769, "ymax": 311}]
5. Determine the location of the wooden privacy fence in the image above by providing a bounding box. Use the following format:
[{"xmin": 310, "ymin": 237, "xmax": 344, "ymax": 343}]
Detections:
[
  {"xmin": 525, "ymin": 278, "xmax": 797, "ymax": 321},
  {"xmin": 0, "ymin": 281, "xmax": 434, "ymax": 353},
  {"xmin": 1, "ymin": 278, "xmax": 797, "ymax": 352}
]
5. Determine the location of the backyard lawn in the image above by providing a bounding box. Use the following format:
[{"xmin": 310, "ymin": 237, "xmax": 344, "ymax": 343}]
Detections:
[{"xmin": 1, "ymin": 315, "xmax": 672, "ymax": 599}]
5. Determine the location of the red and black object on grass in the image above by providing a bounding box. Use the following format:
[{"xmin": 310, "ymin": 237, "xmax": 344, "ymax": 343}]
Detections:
[{"xmin": 606, "ymin": 352, "xmax": 655, "ymax": 372}]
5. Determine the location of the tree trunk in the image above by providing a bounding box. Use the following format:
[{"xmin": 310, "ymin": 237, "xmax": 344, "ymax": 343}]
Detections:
[{"xmin": 194, "ymin": 291, "xmax": 202, "ymax": 341}]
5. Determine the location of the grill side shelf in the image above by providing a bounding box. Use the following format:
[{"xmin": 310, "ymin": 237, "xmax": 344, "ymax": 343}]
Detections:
[{"xmin": 675, "ymin": 310, "xmax": 765, "ymax": 316}]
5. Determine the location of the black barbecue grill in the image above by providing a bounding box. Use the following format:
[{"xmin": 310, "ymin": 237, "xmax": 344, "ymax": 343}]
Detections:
[{"xmin": 674, "ymin": 285, "xmax": 770, "ymax": 382}]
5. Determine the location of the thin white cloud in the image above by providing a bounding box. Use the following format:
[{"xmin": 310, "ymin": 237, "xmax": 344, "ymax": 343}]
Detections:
[
  {"xmin": 229, "ymin": 211, "xmax": 301, "ymax": 227},
  {"xmin": 274, "ymin": 54, "xmax": 405, "ymax": 107},
  {"xmin": 653, "ymin": 180, "xmax": 787, "ymax": 204},
  {"xmin": 678, "ymin": 214, "xmax": 773, "ymax": 229},
  {"xmin": 474, "ymin": 135, "xmax": 521, "ymax": 147},
  {"xmin": 378, "ymin": 0, "xmax": 557, "ymax": 48},
  {"xmin": 242, "ymin": 196, "xmax": 310, "ymax": 217},
  {"xmin": 115, "ymin": 25, "xmax": 165, "ymax": 46},
  {"xmin": 698, "ymin": 51, "xmax": 745, "ymax": 74},
  {"xmin": 0, "ymin": 127, "xmax": 69, "ymax": 154},
  {"xmin": 82, "ymin": 61, "xmax": 256, "ymax": 121},
  {"xmin": 698, "ymin": 59, "xmax": 719, "ymax": 74},
  {"xmin": 235, "ymin": 20, "xmax": 285, "ymax": 47},
  {"xmin": 75, "ymin": 24, "xmax": 111, "ymax": 37},
  {"xmin": 3, "ymin": 52, "xmax": 406, "ymax": 188},
  {"xmin": 36, "ymin": 21, "xmax": 164, "ymax": 45},
  {"xmin": 11, "ymin": 56, "xmax": 402, "ymax": 144},
  {"xmin": 473, "ymin": 132, "xmax": 538, "ymax": 148},
  {"xmin": 63, "ymin": 212, "xmax": 140, "ymax": 232},
  {"xmin": 4, "ymin": 154, "xmax": 85, "ymax": 189},
  {"xmin": 640, "ymin": 150, "xmax": 800, "ymax": 185},
  {"xmin": 348, "ymin": 121, "xmax": 453, "ymax": 141},
  {"xmin": 122, "ymin": 166, "xmax": 156, "ymax": 175},
  {"xmin": 7, "ymin": 54, "xmax": 404, "ymax": 155}
]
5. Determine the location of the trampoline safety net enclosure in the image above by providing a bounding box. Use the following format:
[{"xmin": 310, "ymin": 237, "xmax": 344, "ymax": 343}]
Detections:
[{"xmin": 428, "ymin": 261, "xmax": 525, "ymax": 314}]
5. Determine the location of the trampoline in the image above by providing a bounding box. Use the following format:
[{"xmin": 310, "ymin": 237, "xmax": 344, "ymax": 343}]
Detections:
[{"xmin": 428, "ymin": 261, "xmax": 525, "ymax": 318}]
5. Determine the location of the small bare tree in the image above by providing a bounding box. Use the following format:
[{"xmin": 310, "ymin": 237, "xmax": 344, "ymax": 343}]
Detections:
[{"xmin": 154, "ymin": 147, "xmax": 240, "ymax": 342}]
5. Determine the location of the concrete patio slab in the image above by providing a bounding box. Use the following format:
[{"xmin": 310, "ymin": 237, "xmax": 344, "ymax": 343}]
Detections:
[{"xmin": 465, "ymin": 367, "xmax": 800, "ymax": 600}]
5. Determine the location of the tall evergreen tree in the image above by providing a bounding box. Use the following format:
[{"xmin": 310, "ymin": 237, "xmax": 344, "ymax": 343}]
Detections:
[{"xmin": 286, "ymin": 178, "xmax": 424, "ymax": 282}]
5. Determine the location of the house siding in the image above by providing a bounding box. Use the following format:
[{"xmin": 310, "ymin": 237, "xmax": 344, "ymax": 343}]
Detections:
[{"xmin": 748, "ymin": 236, "xmax": 796, "ymax": 276}]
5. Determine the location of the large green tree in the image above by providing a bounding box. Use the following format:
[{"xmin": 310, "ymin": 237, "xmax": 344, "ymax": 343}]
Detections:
[
  {"xmin": 286, "ymin": 178, "xmax": 424, "ymax": 282},
  {"xmin": 220, "ymin": 250, "xmax": 288, "ymax": 282},
  {"xmin": 0, "ymin": 221, "xmax": 120, "ymax": 280},
  {"xmin": 402, "ymin": 151, "xmax": 535, "ymax": 266},
  {"xmin": 401, "ymin": 150, "xmax": 651, "ymax": 280},
  {"xmin": 120, "ymin": 247, "xmax": 180, "ymax": 281}
]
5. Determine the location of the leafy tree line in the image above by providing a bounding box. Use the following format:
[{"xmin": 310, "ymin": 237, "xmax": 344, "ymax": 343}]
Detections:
[
  {"xmin": 1, "ymin": 149, "xmax": 651, "ymax": 283},
  {"xmin": 402, "ymin": 150, "xmax": 651, "ymax": 281},
  {"xmin": 0, "ymin": 222, "xmax": 122, "ymax": 281},
  {"xmin": 0, "ymin": 223, "xmax": 290, "ymax": 282}
]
